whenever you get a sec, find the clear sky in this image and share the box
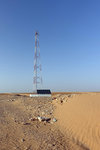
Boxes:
[0,0,100,93]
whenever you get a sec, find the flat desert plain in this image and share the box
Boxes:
[0,93,100,150]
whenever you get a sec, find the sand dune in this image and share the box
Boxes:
[54,93,100,150]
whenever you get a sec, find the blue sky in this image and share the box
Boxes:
[0,0,100,92]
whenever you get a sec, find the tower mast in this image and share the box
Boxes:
[33,32,42,92]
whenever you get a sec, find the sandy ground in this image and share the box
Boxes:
[53,93,100,150]
[0,93,99,150]
[0,94,67,150]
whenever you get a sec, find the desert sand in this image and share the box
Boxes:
[53,93,100,150]
[0,94,68,150]
[0,93,100,150]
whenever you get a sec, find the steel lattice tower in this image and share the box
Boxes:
[33,32,42,92]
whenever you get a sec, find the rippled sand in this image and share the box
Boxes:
[54,93,100,150]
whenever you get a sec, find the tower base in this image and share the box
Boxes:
[30,89,51,97]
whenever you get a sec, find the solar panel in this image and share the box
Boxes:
[37,89,51,94]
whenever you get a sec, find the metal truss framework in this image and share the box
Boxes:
[33,32,42,91]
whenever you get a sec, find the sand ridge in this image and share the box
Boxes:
[53,93,100,150]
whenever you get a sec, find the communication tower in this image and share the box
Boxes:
[33,32,42,92]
